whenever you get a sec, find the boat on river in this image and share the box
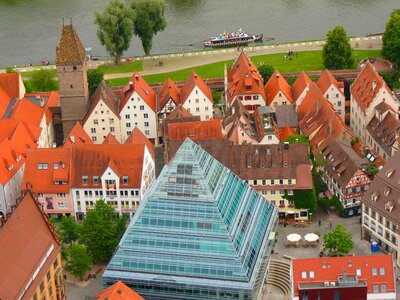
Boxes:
[204,29,266,48]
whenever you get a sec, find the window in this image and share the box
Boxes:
[144,113,148,118]
[94,119,98,125]
[122,176,128,185]
[309,271,315,278]
[288,179,292,185]
[70,84,73,89]
[337,101,342,106]
[145,130,150,135]
[379,267,385,275]
[372,284,379,293]
[109,118,114,124]
[92,136,97,142]
[38,163,48,170]
[271,179,275,185]
[91,128,96,133]
[279,179,284,185]
[53,163,59,170]
[381,284,387,293]
[82,176,88,185]
[196,99,199,103]
[93,176,99,184]
[356,268,361,276]
[56,193,66,199]
[372,268,377,276]
[110,127,115,132]
[140,105,145,110]
[125,114,130,119]
[127,131,131,136]
[301,271,307,279]
[126,123,131,128]
[144,122,149,127]
[196,107,200,112]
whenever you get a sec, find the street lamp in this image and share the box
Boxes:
[309,212,313,224]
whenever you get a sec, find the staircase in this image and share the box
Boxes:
[266,259,291,299]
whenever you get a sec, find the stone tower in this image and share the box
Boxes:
[56,23,89,138]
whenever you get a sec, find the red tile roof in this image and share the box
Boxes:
[9,97,44,128]
[23,148,71,193]
[292,71,312,102]
[55,24,85,65]
[103,133,120,145]
[83,81,120,124]
[0,86,11,118]
[0,119,38,155]
[265,70,294,105]
[227,52,266,104]
[317,69,344,96]
[351,62,391,112]
[298,83,353,153]
[125,127,154,157]
[0,73,22,99]
[157,78,180,111]
[0,191,61,299]
[166,105,192,119]
[180,71,213,104]
[64,122,94,147]
[292,255,395,296]
[0,139,25,185]
[120,72,156,112]
[97,281,144,300]
[279,125,297,142]
[167,119,223,141]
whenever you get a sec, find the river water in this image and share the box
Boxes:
[0,0,398,67]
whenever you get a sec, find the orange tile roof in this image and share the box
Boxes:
[167,119,223,141]
[316,69,344,96]
[292,71,312,102]
[166,105,192,119]
[0,73,22,99]
[0,86,12,118]
[103,133,120,145]
[64,122,94,147]
[0,119,38,156]
[298,83,353,154]
[83,81,120,124]
[55,24,85,65]
[97,281,144,300]
[157,77,181,111]
[0,191,61,299]
[351,62,391,112]
[180,71,213,104]
[23,148,71,194]
[125,127,154,157]
[121,72,156,112]
[292,255,395,296]
[9,97,45,128]
[0,139,25,185]
[279,125,297,142]
[227,52,266,104]
[265,70,294,105]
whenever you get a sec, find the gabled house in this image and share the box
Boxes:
[83,81,121,143]
[265,70,294,111]
[180,71,213,121]
[226,52,266,112]
[102,133,120,145]
[120,72,157,142]
[125,126,155,158]
[319,139,371,217]
[157,77,181,123]
[350,62,399,141]
[292,71,312,107]
[298,83,353,154]
[64,121,94,147]
[317,69,345,120]
[365,102,400,160]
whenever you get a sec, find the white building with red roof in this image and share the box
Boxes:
[157,77,181,123]
[291,255,396,300]
[119,72,157,142]
[350,62,399,143]
[265,70,294,111]
[180,71,213,121]
[292,71,312,107]
[317,69,346,120]
[226,52,266,113]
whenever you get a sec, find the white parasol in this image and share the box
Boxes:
[287,233,301,242]
[304,233,319,242]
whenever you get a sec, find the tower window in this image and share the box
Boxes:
[73,65,77,71]
[70,84,73,89]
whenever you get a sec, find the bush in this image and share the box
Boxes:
[212,90,222,105]
[318,196,344,217]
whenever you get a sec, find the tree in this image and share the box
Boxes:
[66,244,92,280]
[322,26,354,70]
[323,224,354,256]
[87,69,105,97]
[284,188,317,214]
[58,216,80,245]
[95,0,136,64]
[382,10,400,66]
[29,69,58,92]
[131,0,167,55]
[284,134,309,144]
[257,64,275,84]
[80,200,127,262]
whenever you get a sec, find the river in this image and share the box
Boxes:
[0,0,398,67]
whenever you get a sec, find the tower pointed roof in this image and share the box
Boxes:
[56,24,85,66]
[104,139,278,297]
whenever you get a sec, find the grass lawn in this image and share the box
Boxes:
[20,69,57,78]
[97,60,143,74]
[107,49,381,86]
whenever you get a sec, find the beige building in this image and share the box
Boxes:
[265,70,294,111]
[83,81,122,143]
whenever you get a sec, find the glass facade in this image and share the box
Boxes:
[103,139,278,299]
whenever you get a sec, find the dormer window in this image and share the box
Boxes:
[93,176,99,185]
[54,163,59,170]
[7,164,14,171]
[38,163,48,170]
[386,169,395,178]
[122,176,129,185]
[384,188,391,197]
[371,192,379,202]
[16,155,21,163]
[82,176,88,185]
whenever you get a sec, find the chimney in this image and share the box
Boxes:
[135,74,139,81]
[284,142,289,150]
[40,97,44,107]
[276,73,280,78]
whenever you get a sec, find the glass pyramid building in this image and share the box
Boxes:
[103,139,278,299]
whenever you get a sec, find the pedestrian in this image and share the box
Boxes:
[318,220,321,227]
[330,222,332,228]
